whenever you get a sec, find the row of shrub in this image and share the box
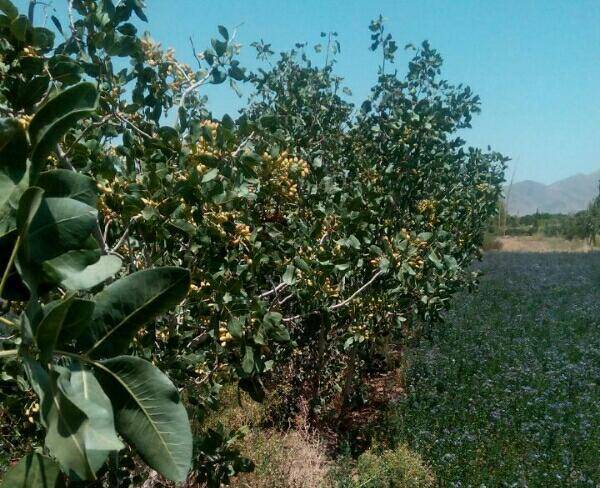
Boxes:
[0,1,505,485]
[490,196,600,243]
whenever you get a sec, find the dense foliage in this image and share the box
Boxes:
[1,1,505,485]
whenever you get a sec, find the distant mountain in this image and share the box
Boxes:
[505,170,600,216]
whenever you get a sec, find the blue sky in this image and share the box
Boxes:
[21,0,600,184]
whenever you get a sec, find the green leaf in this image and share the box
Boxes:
[48,56,82,85]
[218,25,229,40]
[0,188,43,298]
[23,359,119,480]
[210,68,227,84]
[263,311,283,328]
[94,356,192,482]
[35,296,74,362]
[32,27,55,51]
[169,218,196,235]
[131,0,148,22]
[282,264,296,285]
[294,256,311,272]
[24,197,98,264]
[0,232,28,300]
[18,76,50,109]
[270,324,290,343]
[81,267,190,358]
[242,346,254,374]
[211,38,227,56]
[16,187,44,237]
[28,83,98,172]
[227,318,243,340]
[37,170,97,207]
[0,119,29,238]
[56,299,95,345]
[201,167,219,183]
[428,250,443,269]
[10,15,29,42]
[0,453,64,488]
[42,251,121,291]
[57,362,124,451]
[228,65,245,81]
[0,0,18,20]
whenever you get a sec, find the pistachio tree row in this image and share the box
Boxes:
[0,1,506,485]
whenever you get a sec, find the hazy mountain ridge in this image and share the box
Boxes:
[505,170,600,215]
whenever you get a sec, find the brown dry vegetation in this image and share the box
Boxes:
[495,236,594,252]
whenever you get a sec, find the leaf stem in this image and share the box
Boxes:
[0,316,17,328]
[0,349,18,359]
[0,235,21,299]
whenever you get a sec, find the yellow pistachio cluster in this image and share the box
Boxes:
[141,37,164,67]
[24,402,39,424]
[261,150,309,199]
[349,323,371,340]
[202,208,251,243]
[476,182,492,193]
[416,199,436,214]
[351,295,390,319]
[193,120,222,172]
[232,223,251,245]
[140,37,195,92]
[17,114,32,130]
[218,323,233,346]
[21,46,38,58]
[361,168,379,184]
[369,256,382,267]
[157,329,169,343]
[409,254,425,269]
[323,277,339,297]
[190,281,210,293]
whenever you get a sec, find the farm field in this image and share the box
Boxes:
[388,251,600,486]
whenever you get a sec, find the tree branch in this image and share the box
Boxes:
[259,282,288,299]
[282,270,384,322]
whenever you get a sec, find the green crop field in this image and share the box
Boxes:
[387,252,600,486]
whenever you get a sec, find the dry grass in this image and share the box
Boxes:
[230,428,332,488]
[494,235,594,253]
[228,398,333,488]
[201,389,333,487]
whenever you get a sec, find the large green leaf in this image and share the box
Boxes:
[81,267,190,358]
[0,119,29,238]
[56,299,95,345]
[24,359,122,481]
[37,170,97,207]
[24,197,97,264]
[94,355,192,482]
[56,362,124,451]
[0,232,28,300]
[16,187,44,237]
[0,188,44,299]
[0,453,64,488]
[42,251,121,291]
[35,295,74,362]
[0,0,18,20]
[28,83,98,172]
